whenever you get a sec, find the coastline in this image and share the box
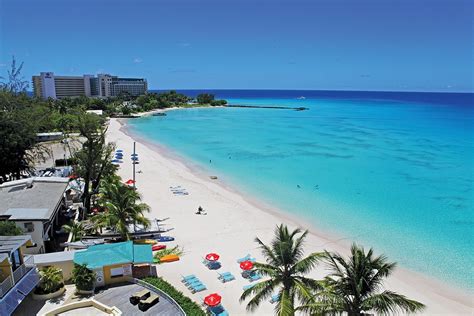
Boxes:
[108,117,472,315]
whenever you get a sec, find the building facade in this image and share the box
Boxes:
[32,72,147,99]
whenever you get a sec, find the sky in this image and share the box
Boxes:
[0,0,473,92]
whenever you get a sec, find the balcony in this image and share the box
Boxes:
[0,256,35,298]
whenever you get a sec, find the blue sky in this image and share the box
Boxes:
[1,0,472,92]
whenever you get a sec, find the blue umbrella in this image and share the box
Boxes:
[111,159,123,163]
[131,153,138,156]
[115,154,124,157]
[116,149,123,152]
[131,157,139,161]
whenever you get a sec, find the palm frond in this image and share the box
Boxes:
[361,290,426,315]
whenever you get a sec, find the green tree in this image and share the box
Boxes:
[0,221,23,236]
[93,179,151,240]
[62,221,87,242]
[240,224,323,316]
[196,93,215,104]
[72,263,96,291]
[73,113,116,214]
[0,56,29,93]
[300,244,425,315]
[37,266,63,294]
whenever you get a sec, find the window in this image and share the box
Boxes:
[24,222,34,232]
[110,267,124,278]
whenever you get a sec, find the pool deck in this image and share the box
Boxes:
[94,283,184,316]
[14,283,184,316]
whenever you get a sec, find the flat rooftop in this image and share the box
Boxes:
[0,235,32,255]
[0,177,69,221]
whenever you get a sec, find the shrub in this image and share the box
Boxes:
[210,99,227,106]
[72,263,96,291]
[143,277,206,316]
[36,266,64,294]
[0,221,23,236]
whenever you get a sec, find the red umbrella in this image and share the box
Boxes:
[205,253,220,261]
[204,293,222,307]
[240,260,254,270]
[125,179,136,185]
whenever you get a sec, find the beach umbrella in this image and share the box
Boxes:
[116,149,123,152]
[131,153,138,156]
[204,293,222,307]
[205,253,220,261]
[111,159,122,163]
[240,260,254,270]
[131,156,139,161]
[125,179,136,185]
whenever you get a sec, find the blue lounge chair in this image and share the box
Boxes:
[221,274,235,283]
[243,283,255,291]
[270,294,280,304]
[249,273,262,282]
[237,254,256,263]
[207,261,221,270]
[217,272,232,279]
[186,280,203,288]
[191,283,207,293]
[181,274,196,282]
[208,305,229,316]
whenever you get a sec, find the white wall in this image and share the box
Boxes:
[15,221,45,254]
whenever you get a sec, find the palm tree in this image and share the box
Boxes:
[300,244,425,315]
[240,224,323,316]
[62,221,86,242]
[93,179,150,240]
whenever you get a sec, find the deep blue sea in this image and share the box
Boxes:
[131,90,474,290]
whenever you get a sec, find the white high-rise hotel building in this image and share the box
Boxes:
[32,72,148,99]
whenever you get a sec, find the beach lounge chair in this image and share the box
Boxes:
[186,279,203,288]
[221,274,235,283]
[217,272,232,279]
[129,289,150,305]
[208,304,229,316]
[181,274,197,283]
[207,261,221,270]
[191,283,207,293]
[270,294,280,304]
[237,254,256,263]
[243,283,256,291]
[138,293,160,311]
[249,273,262,282]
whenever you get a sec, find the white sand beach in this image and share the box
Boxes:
[106,117,472,315]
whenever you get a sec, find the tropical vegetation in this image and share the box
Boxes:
[241,225,425,316]
[72,263,96,291]
[62,221,87,242]
[92,177,150,240]
[153,246,184,263]
[0,221,23,236]
[143,277,206,316]
[298,244,425,315]
[35,266,64,294]
[240,224,323,315]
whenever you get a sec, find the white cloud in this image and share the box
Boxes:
[178,42,191,47]
[133,58,143,64]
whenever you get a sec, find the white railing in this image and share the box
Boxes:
[0,275,14,298]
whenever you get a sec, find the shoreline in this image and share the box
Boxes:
[109,117,472,315]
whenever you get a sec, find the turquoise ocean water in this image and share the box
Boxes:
[128,90,473,290]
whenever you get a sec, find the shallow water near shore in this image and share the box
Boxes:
[128,90,474,291]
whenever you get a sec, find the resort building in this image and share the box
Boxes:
[32,72,147,99]
[0,235,40,315]
[0,177,71,254]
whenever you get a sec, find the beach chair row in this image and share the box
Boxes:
[181,274,207,293]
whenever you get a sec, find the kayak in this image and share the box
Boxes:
[159,254,180,263]
[152,244,167,251]
[157,236,175,242]
[134,239,158,245]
